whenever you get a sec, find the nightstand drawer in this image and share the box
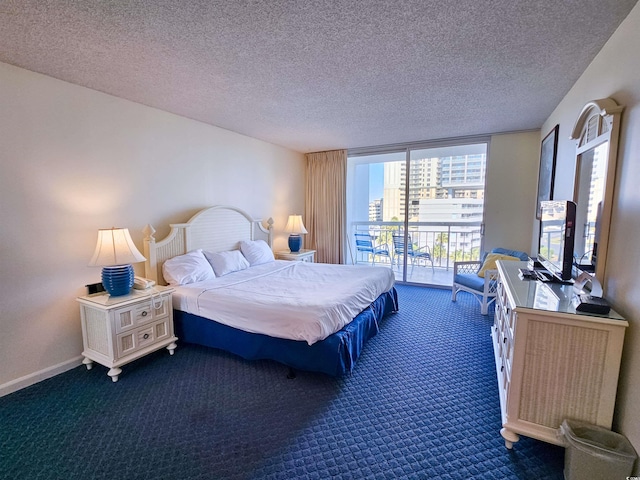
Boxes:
[116,319,170,358]
[113,295,170,333]
[114,301,153,333]
[151,295,170,319]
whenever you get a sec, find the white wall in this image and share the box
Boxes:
[540,3,640,469]
[484,132,540,255]
[0,62,305,392]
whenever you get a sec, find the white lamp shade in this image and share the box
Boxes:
[88,228,146,267]
[284,215,308,234]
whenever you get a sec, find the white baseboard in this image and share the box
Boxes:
[0,356,83,397]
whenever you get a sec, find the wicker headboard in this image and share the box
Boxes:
[143,205,274,285]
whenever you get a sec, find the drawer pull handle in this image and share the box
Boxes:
[141,311,148,317]
[143,333,150,340]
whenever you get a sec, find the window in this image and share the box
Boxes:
[347,141,489,286]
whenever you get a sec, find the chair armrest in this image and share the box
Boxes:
[483,269,499,294]
[453,260,482,275]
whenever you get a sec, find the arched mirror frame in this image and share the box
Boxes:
[570,98,624,289]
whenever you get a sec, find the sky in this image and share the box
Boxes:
[370,163,383,202]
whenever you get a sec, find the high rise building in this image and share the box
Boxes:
[441,154,486,199]
[369,198,383,221]
[382,161,403,221]
[383,154,486,221]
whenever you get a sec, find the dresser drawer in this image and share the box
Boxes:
[501,340,512,382]
[500,360,510,393]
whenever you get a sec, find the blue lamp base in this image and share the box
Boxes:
[288,234,302,253]
[101,264,134,296]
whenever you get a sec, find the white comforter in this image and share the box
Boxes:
[172,260,395,345]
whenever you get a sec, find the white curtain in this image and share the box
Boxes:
[305,150,347,264]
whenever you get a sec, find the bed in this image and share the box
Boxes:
[143,205,398,376]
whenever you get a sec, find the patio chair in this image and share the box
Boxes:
[392,234,434,273]
[451,247,529,314]
[354,233,390,265]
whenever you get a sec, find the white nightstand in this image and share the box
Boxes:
[275,249,316,263]
[77,286,177,382]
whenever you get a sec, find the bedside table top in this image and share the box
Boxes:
[275,249,316,256]
[275,249,316,262]
[77,285,174,307]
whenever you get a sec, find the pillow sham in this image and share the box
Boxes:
[204,249,250,277]
[162,249,216,285]
[478,253,520,278]
[239,239,275,266]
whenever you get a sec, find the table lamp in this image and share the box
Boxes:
[89,228,146,296]
[284,215,308,253]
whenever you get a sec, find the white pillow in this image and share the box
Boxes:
[162,249,215,285]
[204,249,250,277]
[239,239,275,266]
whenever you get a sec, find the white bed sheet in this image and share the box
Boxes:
[172,260,395,345]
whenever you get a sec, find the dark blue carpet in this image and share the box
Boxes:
[0,285,564,479]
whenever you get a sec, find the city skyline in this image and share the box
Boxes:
[366,152,487,222]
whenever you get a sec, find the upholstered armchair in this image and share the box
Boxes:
[451,248,529,314]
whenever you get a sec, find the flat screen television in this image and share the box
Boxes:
[537,200,576,282]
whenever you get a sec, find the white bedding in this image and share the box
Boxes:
[172,260,395,345]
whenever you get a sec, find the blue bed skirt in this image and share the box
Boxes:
[173,287,398,377]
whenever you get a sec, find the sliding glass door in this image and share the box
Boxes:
[347,141,488,286]
[347,150,405,271]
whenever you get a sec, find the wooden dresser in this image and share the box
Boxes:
[493,260,627,449]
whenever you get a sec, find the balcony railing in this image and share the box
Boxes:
[350,221,483,285]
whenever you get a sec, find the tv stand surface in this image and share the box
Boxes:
[492,260,627,450]
[518,268,573,285]
[535,269,574,284]
[534,269,553,282]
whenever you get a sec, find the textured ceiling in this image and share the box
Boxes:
[0,1,637,153]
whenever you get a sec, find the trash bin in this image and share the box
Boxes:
[560,419,637,480]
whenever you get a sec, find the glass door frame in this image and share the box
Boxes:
[348,135,490,285]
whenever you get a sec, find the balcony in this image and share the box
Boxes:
[350,221,483,287]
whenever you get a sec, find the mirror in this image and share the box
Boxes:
[570,98,624,288]
[573,141,608,268]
